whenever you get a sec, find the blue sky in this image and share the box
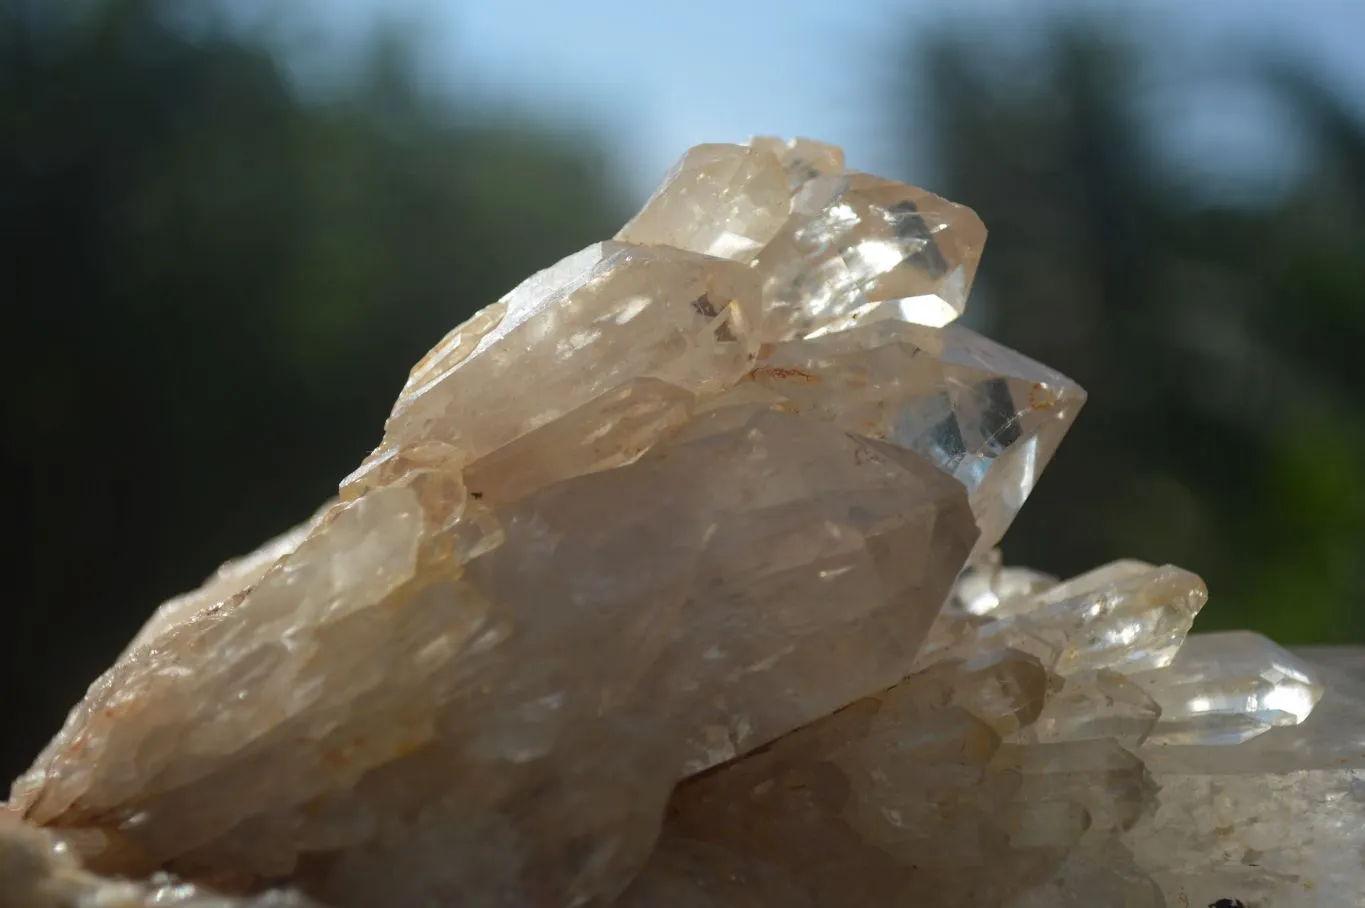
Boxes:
[236,0,1365,199]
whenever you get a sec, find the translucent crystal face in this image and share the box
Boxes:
[919,559,1208,675]
[750,322,1084,554]
[617,139,985,342]
[617,144,794,262]
[756,172,985,338]
[1131,630,1325,745]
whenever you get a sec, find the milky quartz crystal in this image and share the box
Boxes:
[7,138,1362,908]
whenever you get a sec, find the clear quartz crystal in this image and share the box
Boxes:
[1131,630,1325,745]
[614,141,985,340]
[616,144,793,262]
[9,138,1359,908]
[1016,669,1161,748]
[1125,655,1365,908]
[7,140,1018,908]
[748,322,1085,554]
[753,173,985,339]
[919,560,1208,675]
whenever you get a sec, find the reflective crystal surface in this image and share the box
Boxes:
[951,549,1057,616]
[755,172,986,339]
[748,322,1084,553]
[617,145,793,262]
[616,141,986,340]
[1126,654,1365,907]
[1132,630,1325,745]
[917,559,1207,673]
[746,135,846,188]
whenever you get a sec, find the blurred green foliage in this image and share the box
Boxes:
[3,1,1363,782]
[3,0,627,774]
[916,26,1365,646]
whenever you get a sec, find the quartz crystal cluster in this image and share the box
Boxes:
[5,139,1361,908]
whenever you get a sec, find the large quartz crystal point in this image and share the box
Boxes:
[7,139,1094,907]
[10,416,975,906]
[9,230,977,906]
[747,320,1085,553]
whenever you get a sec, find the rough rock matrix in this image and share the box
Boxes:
[6,138,1361,908]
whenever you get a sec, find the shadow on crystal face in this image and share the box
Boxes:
[616,652,1163,908]
[616,557,1359,908]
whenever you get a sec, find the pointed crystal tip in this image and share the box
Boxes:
[1134,630,1325,745]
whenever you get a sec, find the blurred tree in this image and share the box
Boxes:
[2,0,628,778]
[909,22,1365,645]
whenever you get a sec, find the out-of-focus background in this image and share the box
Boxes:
[5,0,1363,779]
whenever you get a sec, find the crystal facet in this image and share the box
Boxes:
[616,141,986,341]
[754,172,986,338]
[616,145,793,261]
[1132,630,1325,745]
[746,322,1084,553]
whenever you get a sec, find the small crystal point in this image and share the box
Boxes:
[617,144,793,262]
[1132,630,1325,746]
[1005,561,1208,674]
[1125,646,1363,907]
[755,172,986,339]
[616,140,986,342]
